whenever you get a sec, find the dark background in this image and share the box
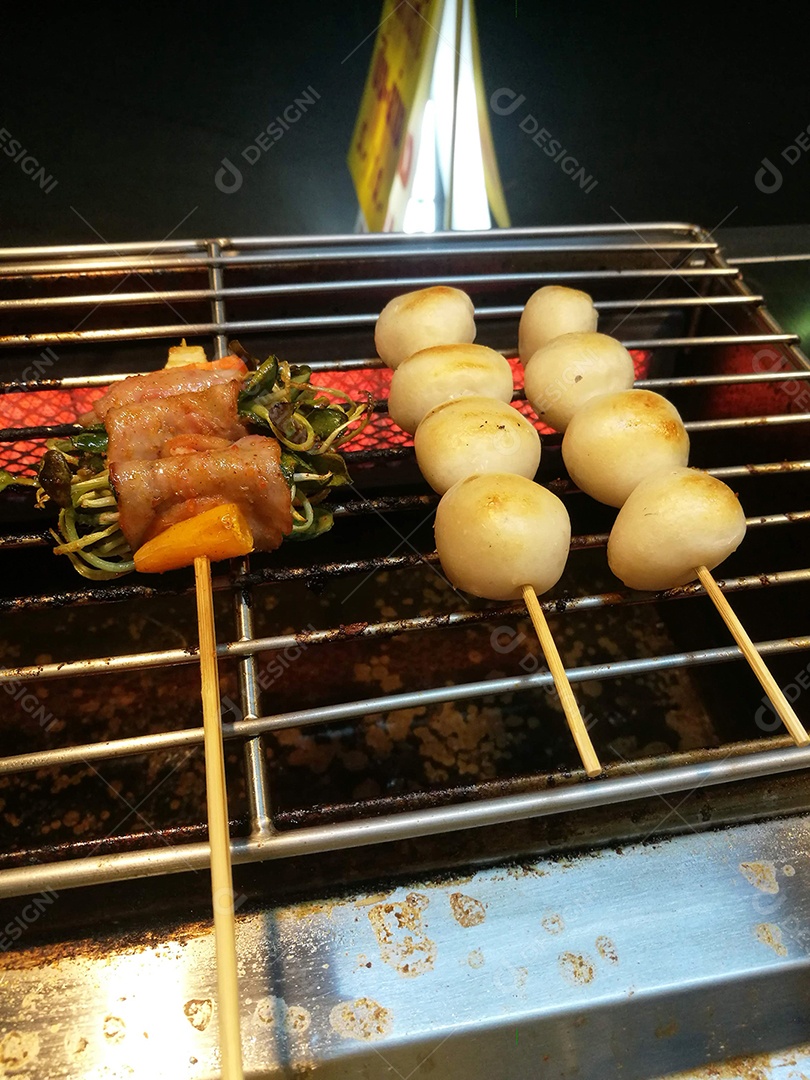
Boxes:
[1,2,808,246]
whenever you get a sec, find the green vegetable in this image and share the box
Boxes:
[232,339,371,541]
[0,469,37,494]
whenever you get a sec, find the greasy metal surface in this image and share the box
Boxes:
[1,816,809,1079]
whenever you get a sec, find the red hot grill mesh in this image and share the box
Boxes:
[0,352,653,473]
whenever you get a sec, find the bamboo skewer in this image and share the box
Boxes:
[194,555,245,1080]
[694,565,810,747]
[522,584,602,777]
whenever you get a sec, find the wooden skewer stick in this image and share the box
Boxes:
[522,584,602,777]
[695,564,810,747]
[195,556,245,1080]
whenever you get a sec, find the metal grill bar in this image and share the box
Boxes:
[3,325,791,352]
[0,221,708,261]
[0,635,806,780]
[7,365,810,402]
[0,240,721,279]
[0,286,762,314]
[0,502,806,602]
[1,568,806,685]
[0,731,808,900]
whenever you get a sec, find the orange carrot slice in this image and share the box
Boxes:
[133,503,254,574]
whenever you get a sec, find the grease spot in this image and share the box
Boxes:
[368,894,435,977]
[755,923,788,957]
[253,999,311,1035]
[739,861,779,894]
[656,1019,679,1038]
[329,998,392,1041]
[541,913,565,935]
[558,952,595,985]
[65,1033,88,1057]
[102,1015,126,1043]
[183,999,213,1032]
[467,949,485,969]
[595,936,618,964]
[449,893,486,927]
[783,864,796,877]
[0,1031,39,1071]
[286,1006,312,1034]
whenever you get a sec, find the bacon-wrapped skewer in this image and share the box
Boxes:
[35,342,371,578]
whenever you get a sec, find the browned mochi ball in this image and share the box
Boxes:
[375,286,476,369]
[562,389,690,507]
[607,467,747,591]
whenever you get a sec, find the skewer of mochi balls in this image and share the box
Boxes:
[374,285,600,775]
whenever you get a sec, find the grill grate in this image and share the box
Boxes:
[0,223,808,900]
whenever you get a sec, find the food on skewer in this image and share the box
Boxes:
[387,343,514,435]
[104,382,248,464]
[561,389,690,507]
[518,285,598,364]
[414,396,541,495]
[34,343,371,578]
[81,355,247,423]
[606,466,747,591]
[434,472,601,775]
[523,331,634,432]
[434,473,570,601]
[375,286,476,369]
[134,502,254,574]
[111,436,293,553]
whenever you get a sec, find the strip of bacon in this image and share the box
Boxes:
[105,383,248,465]
[110,436,292,552]
[83,357,249,425]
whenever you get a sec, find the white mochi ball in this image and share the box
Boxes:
[607,467,747,591]
[518,285,598,364]
[434,473,571,600]
[375,286,476,369]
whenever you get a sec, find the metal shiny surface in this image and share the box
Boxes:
[1,816,809,1078]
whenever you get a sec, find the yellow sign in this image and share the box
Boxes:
[347,0,444,232]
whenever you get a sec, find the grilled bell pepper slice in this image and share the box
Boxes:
[133,502,253,574]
